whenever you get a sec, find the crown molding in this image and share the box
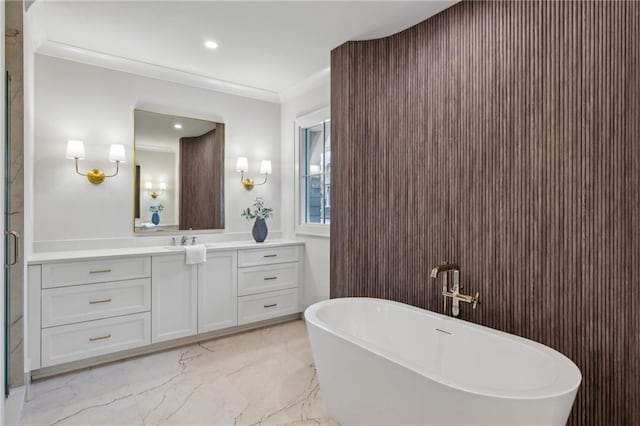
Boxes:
[279,67,331,103]
[37,40,281,103]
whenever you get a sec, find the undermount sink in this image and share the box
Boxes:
[162,246,185,251]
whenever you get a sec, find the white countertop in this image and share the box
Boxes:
[28,240,304,264]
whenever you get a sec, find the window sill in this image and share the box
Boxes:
[295,224,330,238]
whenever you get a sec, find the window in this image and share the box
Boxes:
[301,120,330,224]
[295,108,330,236]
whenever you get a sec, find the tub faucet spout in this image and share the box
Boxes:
[430,263,460,279]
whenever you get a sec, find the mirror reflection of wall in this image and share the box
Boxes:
[134,109,225,233]
[137,149,178,229]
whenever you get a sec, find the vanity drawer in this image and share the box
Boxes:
[238,246,299,267]
[237,288,299,325]
[42,278,151,328]
[41,312,151,367]
[238,263,299,296]
[42,256,151,288]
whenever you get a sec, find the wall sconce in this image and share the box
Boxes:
[66,140,126,185]
[145,182,166,199]
[236,157,272,190]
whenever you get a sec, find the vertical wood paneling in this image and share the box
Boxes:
[330,1,640,424]
[179,127,224,230]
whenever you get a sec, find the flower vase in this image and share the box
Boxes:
[152,212,160,225]
[252,218,268,242]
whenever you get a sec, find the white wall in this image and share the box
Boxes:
[34,55,281,247]
[280,78,331,308]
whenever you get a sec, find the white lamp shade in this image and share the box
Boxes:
[260,160,272,175]
[236,156,249,172]
[145,181,152,190]
[66,140,85,160]
[159,182,167,190]
[109,144,126,163]
[309,164,321,175]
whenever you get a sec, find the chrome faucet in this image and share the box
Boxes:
[431,262,479,317]
[180,235,188,246]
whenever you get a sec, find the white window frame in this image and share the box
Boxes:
[294,107,330,238]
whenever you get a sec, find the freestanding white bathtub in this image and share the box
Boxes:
[305,298,581,425]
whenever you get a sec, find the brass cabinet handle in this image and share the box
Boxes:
[89,334,111,342]
[263,254,277,258]
[89,298,112,304]
[263,277,278,281]
[89,269,112,274]
[263,303,278,308]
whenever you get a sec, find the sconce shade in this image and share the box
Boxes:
[66,140,86,160]
[260,160,272,175]
[145,181,153,190]
[159,182,167,190]
[236,156,249,172]
[109,144,126,163]
[309,164,321,175]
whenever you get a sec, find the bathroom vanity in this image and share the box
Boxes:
[26,241,304,378]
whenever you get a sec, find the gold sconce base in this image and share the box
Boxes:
[74,159,120,185]
[87,169,106,185]
[242,178,255,191]
[150,192,159,199]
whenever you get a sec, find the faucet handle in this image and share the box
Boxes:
[171,237,176,246]
[472,292,480,309]
[191,236,197,245]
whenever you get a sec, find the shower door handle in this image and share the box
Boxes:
[5,230,19,267]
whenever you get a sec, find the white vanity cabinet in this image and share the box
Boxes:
[27,241,303,376]
[151,254,198,343]
[198,250,238,333]
[35,256,153,368]
[237,246,302,325]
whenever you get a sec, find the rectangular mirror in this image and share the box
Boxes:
[134,109,225,233]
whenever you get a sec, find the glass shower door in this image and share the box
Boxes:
[3,71,11,398]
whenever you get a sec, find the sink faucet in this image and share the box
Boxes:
[180,235,188,246]
[431,262,479,317]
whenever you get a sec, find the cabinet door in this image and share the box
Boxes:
[198,250,238,333]
[151,255,198,343]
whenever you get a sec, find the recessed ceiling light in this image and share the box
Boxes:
[204,40,219,49]
[174,124,182,129]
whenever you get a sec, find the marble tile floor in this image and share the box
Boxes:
[20,320,338,426]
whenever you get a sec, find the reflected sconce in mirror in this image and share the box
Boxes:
[66,140,126,185]
[236,157,272,190]
[145,181,166,199]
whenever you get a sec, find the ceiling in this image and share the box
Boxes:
[36,1,457,99]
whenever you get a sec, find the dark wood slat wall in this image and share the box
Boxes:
[330,1,640,424]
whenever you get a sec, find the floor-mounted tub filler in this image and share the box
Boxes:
[305,298,581,425]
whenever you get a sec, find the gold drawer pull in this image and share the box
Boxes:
[89,334,111,342]
[89,269,112,274]
[263,276,278,281]
[264,303,278,308]
[263,254,277,258]
[89,298,112,304]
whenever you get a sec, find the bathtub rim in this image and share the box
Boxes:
[304,297,582,401]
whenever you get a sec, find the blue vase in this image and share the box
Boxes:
[252,218,268,243]
[152,212,160,225]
